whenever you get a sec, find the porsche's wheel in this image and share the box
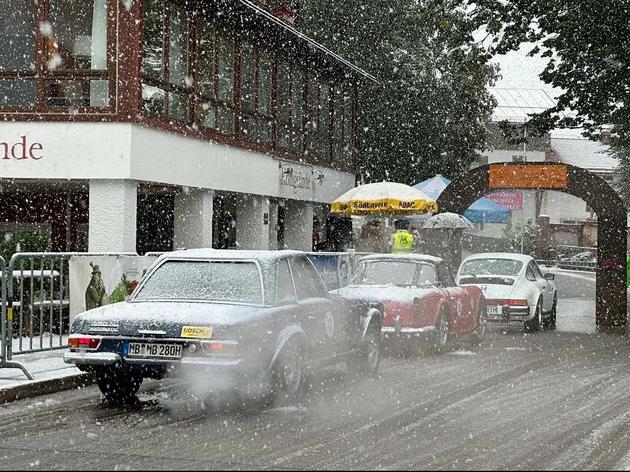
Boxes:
[525,300,542,332]
[544,295,557,331]
[95,368,142,404]
[470,299,487,347]
[272,339,304,402]
[431,307,450,354]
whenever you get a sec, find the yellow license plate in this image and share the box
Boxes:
[181,326,213,339]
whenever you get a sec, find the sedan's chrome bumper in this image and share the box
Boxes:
[64,351,121,366]
[64,350,244,368]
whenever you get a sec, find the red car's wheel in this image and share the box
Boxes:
[431,307,450,354]
[470,298,487,347]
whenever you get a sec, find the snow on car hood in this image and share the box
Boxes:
[337,284,435,304]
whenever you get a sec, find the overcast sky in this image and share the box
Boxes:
[491,43,561,99]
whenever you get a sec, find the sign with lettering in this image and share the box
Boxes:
[1,136,44,160]
[489,164,568,190]
[486,191,524,210]
[280,166,312,190]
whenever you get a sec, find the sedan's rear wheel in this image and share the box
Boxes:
[95,368,142,404]
[272,339,304,402]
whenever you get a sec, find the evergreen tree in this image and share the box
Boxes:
[473,0,630,201]
[299,0,498,184]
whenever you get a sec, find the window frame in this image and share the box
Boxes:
[275,58,305,154]
[290,255,330,301]
[526,263,537,281]
[140,0,193,122]
[275,257,297,305]
[238,38,275,145]
[0,0,117,113]
[193,19,236,135]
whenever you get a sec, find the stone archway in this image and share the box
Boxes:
[437,163,627,332]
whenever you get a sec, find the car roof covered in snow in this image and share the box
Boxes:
[357,253,443,265]
[158,249,304,265]
[461,252,534,263]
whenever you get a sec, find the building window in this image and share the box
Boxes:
[276,59,303,152]
[141,0,191,122]
[332,85,354,163]
[0,0,109,109]
[196,22,235,135]
[239,40,273,145]
[306,72,331,162]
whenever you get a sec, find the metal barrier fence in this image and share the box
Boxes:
[0,256,5,369]
[553,245,597,271]
[2,252,136,379]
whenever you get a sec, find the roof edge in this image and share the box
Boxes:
[237,0,380,85]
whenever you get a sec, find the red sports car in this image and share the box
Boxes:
[338,254,486,353]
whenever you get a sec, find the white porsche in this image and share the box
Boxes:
[456,253,557,331]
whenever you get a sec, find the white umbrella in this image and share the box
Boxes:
[422,212,473,229]
[331,181,438,217]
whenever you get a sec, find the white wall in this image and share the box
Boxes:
[541,191,588,224]
[0,122,355,204]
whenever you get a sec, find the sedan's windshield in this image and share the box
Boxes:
[460,258,523,277]
[134,260,263,304]
[352,261,437,286]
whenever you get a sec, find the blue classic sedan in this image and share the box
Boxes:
[64,250,382,405]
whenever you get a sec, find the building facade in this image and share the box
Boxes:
[474,88,625,247]
[0,0,373,253]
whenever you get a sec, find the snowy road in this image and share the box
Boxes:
[1,270,627,471]
[2,326,630,470]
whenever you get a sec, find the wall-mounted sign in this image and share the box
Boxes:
[489,164,568,190]
[1,136,44,160]
[280,165,312,190]
[486,191,524,210]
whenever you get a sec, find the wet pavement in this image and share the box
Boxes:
[1,269,627,470]
[1,325,630,470]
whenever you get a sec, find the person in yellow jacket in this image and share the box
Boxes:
[389,219,415,253]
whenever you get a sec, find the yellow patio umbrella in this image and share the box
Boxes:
[331,181,438,217]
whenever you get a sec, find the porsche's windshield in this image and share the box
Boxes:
[459,258,523,277]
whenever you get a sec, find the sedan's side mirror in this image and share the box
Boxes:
[544,273,555,281]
